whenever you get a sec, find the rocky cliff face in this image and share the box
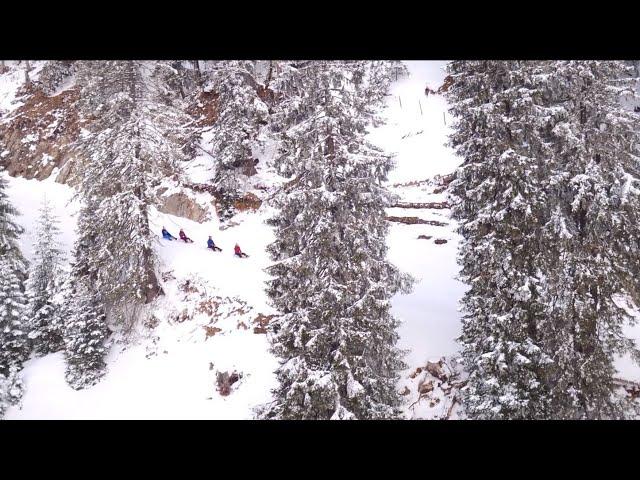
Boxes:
[0,63,269,224]
[0,84,85,185]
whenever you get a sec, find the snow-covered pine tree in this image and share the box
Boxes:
[73,61,191,327]
[0,364,23,418]
[61,258,110,390]
[38,60,76,95]
[0,172,29,415]
[535,61,640,419]
[60,196,111,390]
[261,61,411,420]
[0,172,30,376]
[447,61,556,419]
[25,196,66,356]
[351,61,408,127]
[163,61,202,101]
[203,61,268,220]
[449,60,640,419]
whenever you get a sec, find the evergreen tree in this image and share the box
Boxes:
[0,172,29,416]
[61,268,110,390]
[0,364,24,418]
[59,188,111,390]
[448,60,640,419]
[74,61,191,327]
[38,60,76,95]
[261,61,410,419]
[0,173,29,376]
[447,60,554,419]
[535,61,640,419]
[351,61,407,126]
[204,61,268,220]
[25,196,66,356]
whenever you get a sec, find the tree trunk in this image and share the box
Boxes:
[193,60,202,86]
[128,61,163,304]
[24,60,31,87]
[266,61,274,88]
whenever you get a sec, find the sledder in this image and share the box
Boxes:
[179,228,194,243]
[207,236,222,252]
[234,243,249,258]
[162,227,177,241]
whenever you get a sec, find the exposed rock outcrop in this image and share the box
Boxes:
[233,192,262,212]
[157,190,213,223]
[187,90,220,127]
[0,86,85,185]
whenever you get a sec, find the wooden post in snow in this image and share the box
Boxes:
[398,96,402,109]
[419,99,423,116]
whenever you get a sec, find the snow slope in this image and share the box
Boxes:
[0,61,45,113]
[5,61,638,419]
[374,61,455,184]
[369,61,466,370]
[4,60,468,419]
[5,174,280,419]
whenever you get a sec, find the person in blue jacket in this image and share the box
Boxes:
[207,236,222,252]
[162,226,177,240]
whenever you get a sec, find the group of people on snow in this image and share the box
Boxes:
[161,227,249,258]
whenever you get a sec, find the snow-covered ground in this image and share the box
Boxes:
[4,61,639,419]
[373,61,455,184]
[4,174,281,419]
[0,61,44,114]
[369,61,466,370]
[4,61,468,419]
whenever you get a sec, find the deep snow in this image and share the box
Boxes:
[4,61,469,419]
[4,172,281,419]
[3,60,639,419]
[369,61,467,370]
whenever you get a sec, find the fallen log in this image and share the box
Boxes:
[385,216,448,226]
[391,201,450,209]
[390,173,455,189]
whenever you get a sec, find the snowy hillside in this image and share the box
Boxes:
[3,60,640,420]
[4,176,281,419]
[1,61,470,419]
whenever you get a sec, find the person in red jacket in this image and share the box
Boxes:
[234,243,249,258]
[179,228,194,243]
